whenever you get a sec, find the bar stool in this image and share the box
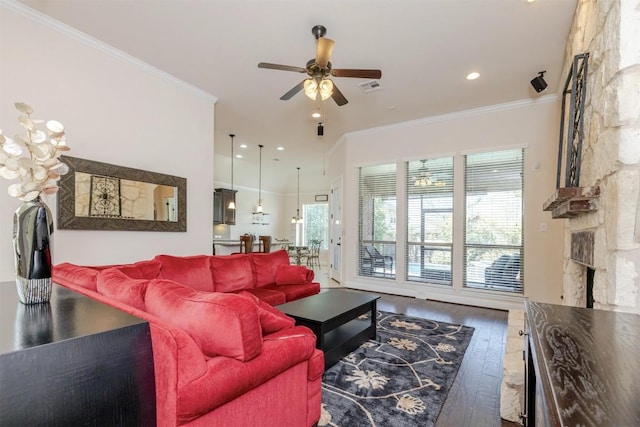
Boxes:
[258,235,272,253]
[238,234,254,254]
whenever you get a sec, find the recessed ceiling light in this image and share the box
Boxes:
[236,154,242,158]
[277,146,284,151]
[239,144,247,148]
[312,112,321,118]
[525,0,536,3]
[466,72,480,80]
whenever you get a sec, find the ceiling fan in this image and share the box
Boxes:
[258,25,382,106]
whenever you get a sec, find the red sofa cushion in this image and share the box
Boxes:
[145,280,262,362]
[263,283,321,302]
[238,288,287,305]
[96,267,150,311]
[176,326,317,421]
[155,254,213,292]
[239,291,295,334]
[52,262,115,291]
[249,250,290,287]
[122,260,162,279]
[210,255,255,292]
[275,264,315,285]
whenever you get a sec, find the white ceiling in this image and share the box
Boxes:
[19,0,577,193]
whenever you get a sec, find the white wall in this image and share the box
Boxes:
[0,5,216,281]
[329,97,565,309]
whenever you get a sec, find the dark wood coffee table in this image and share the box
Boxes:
[277,289,380,368]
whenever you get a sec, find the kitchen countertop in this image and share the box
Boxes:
[213,239,290,245]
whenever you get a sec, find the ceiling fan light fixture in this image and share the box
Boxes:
[304,78,333,101]
[318,78,333,100]
[304,79,318,100]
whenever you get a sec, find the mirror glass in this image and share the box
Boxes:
[57,155,186,231]
[74,172,178,221]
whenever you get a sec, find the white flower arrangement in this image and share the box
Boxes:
[0,103,70,201]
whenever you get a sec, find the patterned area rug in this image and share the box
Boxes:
[320,311,474,427]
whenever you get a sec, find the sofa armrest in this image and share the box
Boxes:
[54,280,209,427]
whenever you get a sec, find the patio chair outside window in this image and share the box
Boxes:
[363,245,394,276]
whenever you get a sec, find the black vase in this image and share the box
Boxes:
[13,197,54,304]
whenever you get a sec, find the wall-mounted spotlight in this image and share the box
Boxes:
[317,122,324,136]
[530,71,548,92]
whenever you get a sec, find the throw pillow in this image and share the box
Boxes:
[210,255,255,292]
[97,267,149,311]
[154,254,214,291]
[239,291,295,335]
[249,250,290,287]
[275,264,313,285]
[145,280,263,361]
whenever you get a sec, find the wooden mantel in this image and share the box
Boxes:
[543,186,600,219]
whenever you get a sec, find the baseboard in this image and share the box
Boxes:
[345,279,525,311]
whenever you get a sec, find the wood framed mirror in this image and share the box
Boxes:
[57,155,187,231]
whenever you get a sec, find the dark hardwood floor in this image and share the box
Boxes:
[371,292,514,427]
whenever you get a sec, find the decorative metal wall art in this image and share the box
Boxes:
[89,175,122,217]
[557,53,589,188]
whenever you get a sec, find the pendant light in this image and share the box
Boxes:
[256,144,264,213]
[291,167,303,223]
[228,134,236,210]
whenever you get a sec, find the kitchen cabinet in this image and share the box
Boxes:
[214,188,237,225]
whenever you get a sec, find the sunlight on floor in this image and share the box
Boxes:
[310,265,343,289]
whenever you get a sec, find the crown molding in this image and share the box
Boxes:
[1,0,217,102]
[346,94,559,138]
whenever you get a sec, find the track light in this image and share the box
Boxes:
[530,71,547,93]
[317,122,324,136]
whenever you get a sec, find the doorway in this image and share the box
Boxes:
[330,177,342,283]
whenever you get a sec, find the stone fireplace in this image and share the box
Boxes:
[559,0,639,313]
[569,231,595,307]
[501,1,639,422]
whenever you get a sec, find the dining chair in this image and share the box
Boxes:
[258,235,272,253]
[238,234,254,254]
[306,240,321,268]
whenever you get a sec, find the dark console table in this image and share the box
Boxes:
[0,281,156,426]
[523,301,640,426]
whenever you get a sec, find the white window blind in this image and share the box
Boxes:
[406,157,454,285]
[464,148,524,293]
[358,164,396,279]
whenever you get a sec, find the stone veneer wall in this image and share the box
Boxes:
[500,310,525,423]
[561,0,640,313]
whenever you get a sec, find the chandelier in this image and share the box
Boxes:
[228,134,236,209]
[256,144,264,213]
[291,167,303,223]
[414,161,446,188]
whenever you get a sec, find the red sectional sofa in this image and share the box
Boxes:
[52,250,323,427]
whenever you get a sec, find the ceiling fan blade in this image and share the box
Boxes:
[258,62,306,73]
[280,80,305,100]
[331,69,382,79]
[315,38,335,68]
[331,83,348,106]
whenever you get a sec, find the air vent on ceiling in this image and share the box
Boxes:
[358,80,382,93]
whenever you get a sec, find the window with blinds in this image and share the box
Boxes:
[358,164,396,279]
[303,203,328,250]
[464,148,524,293]
[406,157,454,285]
